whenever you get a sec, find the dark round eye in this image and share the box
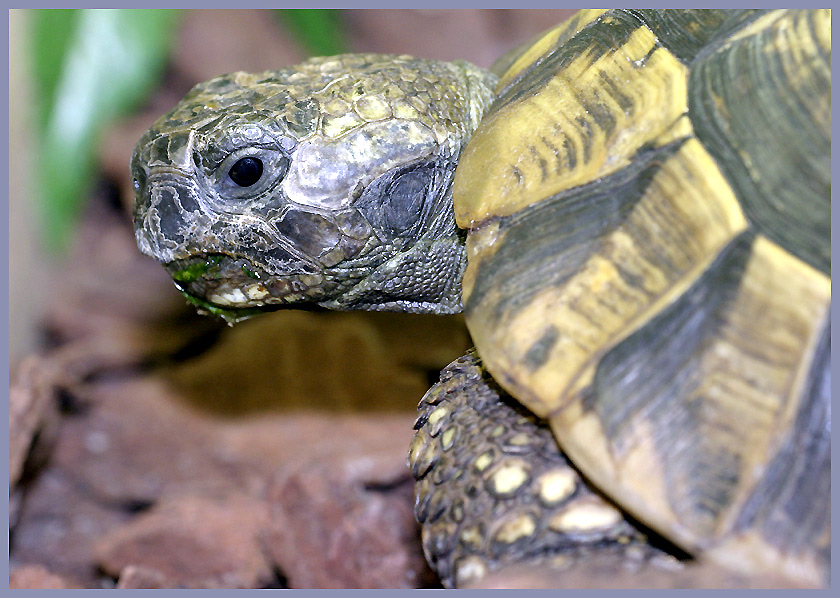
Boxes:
[228,157,264,187]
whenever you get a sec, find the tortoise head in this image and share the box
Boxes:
[132,54,497,321]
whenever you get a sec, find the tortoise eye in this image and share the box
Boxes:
[228,156,264,187]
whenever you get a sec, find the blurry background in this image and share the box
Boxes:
[9,9,575,589]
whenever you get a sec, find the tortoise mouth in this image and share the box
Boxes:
[165,253,329,317]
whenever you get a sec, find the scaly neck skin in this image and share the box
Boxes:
[132,54,498,321]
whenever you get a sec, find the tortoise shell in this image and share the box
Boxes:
[453,8,829,586]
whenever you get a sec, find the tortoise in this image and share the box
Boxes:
[130,9,830,588]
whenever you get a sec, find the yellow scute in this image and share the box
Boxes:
[454,25,689,228]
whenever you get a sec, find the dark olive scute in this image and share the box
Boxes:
[228,156,264,187]
[630,9,733,63]
[688,9,831,275]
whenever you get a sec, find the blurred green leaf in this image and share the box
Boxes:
[30,9,80,129]
[276,9,347,57]
[30,9,181,253]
